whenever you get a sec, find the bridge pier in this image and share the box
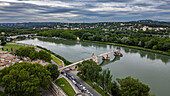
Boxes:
[114,49,123,56]
[114,52,123,56]
[90,56,98,64]
[102,54,110,60]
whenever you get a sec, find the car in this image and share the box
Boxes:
[72,80,77,85]
[68,76,72,80]
[61,70,66,74]
[77,84,83,90]
[71,76,75,80]
[89,93,93,96]
[63,73,66,76]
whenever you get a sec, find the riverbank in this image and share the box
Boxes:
[36,37,170,56]
[36,46,72,65]
[83,40,170,56]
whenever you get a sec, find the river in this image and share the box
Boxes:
[17,38,170,96]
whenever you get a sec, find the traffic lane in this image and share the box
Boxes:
[66,71,102,96]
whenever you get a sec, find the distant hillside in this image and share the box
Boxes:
[0,22,60,27]
[130,20,170,27]
[0,20,170,27]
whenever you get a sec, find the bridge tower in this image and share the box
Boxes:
[91,53,98,64]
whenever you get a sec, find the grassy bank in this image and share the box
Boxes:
[77,73,109,96]
[83,40,170,56]
[36,46,72,65]
[55,77,76,96]
[1,44,25,52]
[34,46,64,66]
[51,55,63,67]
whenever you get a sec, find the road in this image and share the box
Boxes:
[66,70,102,96]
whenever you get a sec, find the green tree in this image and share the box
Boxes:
[45,64,60,80]
[15,47,35,57]
[60,31,76,40]
[98,69,113,96]
[39,50,52,62]
[1,42,6,46]
[162,43,170,51]
[144,39,158,49]
[0,62,51,96]
[117,76,150,96]
[111,81,121,96]
[79,60,102,87]
[29,51,39,60]
[152,45,157,50]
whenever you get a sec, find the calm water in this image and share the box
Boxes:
[17,38,170,96]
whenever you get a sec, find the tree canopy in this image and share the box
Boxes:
[117,76,150,96]
[15,47,52,62]
[45,63,59,80]
[98,69,113,95]
[78,60,102,82]
[0,62,51,96]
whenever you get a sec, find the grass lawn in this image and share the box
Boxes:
[51,55,63,67]
[55,77,76,96]
[1,44,25,52]
[77,73,109,96]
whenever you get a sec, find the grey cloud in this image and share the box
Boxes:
[0,0,169,23]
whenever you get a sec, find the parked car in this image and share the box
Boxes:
[89,93,93,96]
[72,80,77,85]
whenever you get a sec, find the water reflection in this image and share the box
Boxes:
[122,47,170,64]
[100,56,121,66]
[38,37,108,48]
[38,37,78,46]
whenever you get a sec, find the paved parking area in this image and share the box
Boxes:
[63,70,101,96]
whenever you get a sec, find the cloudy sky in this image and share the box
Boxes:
[0,0,169,23]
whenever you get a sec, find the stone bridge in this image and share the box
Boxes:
[7,34,37,39]
[58,49,122,71]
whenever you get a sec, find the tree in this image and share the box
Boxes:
[98,69,113,96]
[162,43,170,51]
[29,51,39,60]
[144,39,158,49]
[0,62,51,96]
[1,42,6,46]
[15,47,52,62]
[111,81,121,96]
[15,47,35,57]
[45,64,60,80]
[39,50,52,62]
[60,31,76,40]
[152,45,157,50]
[79,60,102,87]
[117,76,150,96]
